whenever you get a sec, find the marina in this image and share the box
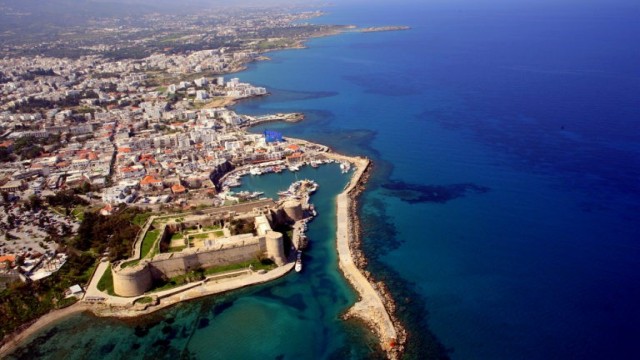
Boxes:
[220,156,346,192]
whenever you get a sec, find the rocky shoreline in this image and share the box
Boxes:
[325,152,407,359]
[346,161,408,358]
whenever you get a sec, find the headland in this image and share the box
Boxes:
[358,26,411,33]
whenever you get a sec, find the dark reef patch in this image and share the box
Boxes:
[232,88,338,112]
[161,324,175,338]
[382,181,489,204]
[134,325,149,337]
[151,338,170,348]
[6,326,59,359]
[277,293,307,312]
[327,318,387,360]
[361,196,403,256]
[211,300,235,317]
[197,317,210,329]
[99,342,116,355]
[343,74,420,96]
[268,88,339,102]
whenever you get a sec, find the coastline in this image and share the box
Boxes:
[0,302,91,357]
[0,264,295,357]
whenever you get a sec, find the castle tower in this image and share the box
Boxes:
[282,200,303,223]
[265,231,286,266]
[112,262,152,297]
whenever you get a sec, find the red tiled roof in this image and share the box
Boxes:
[140,175,162,185]
[171,184,186,194]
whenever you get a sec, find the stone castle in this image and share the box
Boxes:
[112,199,304,297]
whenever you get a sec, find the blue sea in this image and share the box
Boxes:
[9,0,640,359]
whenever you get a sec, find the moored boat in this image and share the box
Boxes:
[340,162,351,173]
[295,250,303,272]
[249,166,262,175]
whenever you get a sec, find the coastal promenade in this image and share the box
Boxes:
[326,152,399,356]
[89,262,295,318]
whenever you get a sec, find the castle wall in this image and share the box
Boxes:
[111,209,288,297]
[149,240,264,279]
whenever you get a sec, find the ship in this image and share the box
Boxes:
[295,250,303,272]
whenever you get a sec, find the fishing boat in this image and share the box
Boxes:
[249,166,262,175]
[223,177,241,187]
[295,250,303,272]
[340,162,351,173]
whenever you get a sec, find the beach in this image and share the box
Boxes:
[0,303,90,357]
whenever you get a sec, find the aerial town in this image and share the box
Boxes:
[0,7,346,338]
[0,5,404,358]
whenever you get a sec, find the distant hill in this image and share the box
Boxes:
[0,0,307,31]
[0,0,238,30]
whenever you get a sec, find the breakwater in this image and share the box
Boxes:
[326,152,406,359]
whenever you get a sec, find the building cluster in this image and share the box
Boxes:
[0,39,317,285]
[166,74,267,101]
[0,48,281,203]
[0,4,333,289]
[0,49,266,115]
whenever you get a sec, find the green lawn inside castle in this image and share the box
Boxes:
[100,199,304,297]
